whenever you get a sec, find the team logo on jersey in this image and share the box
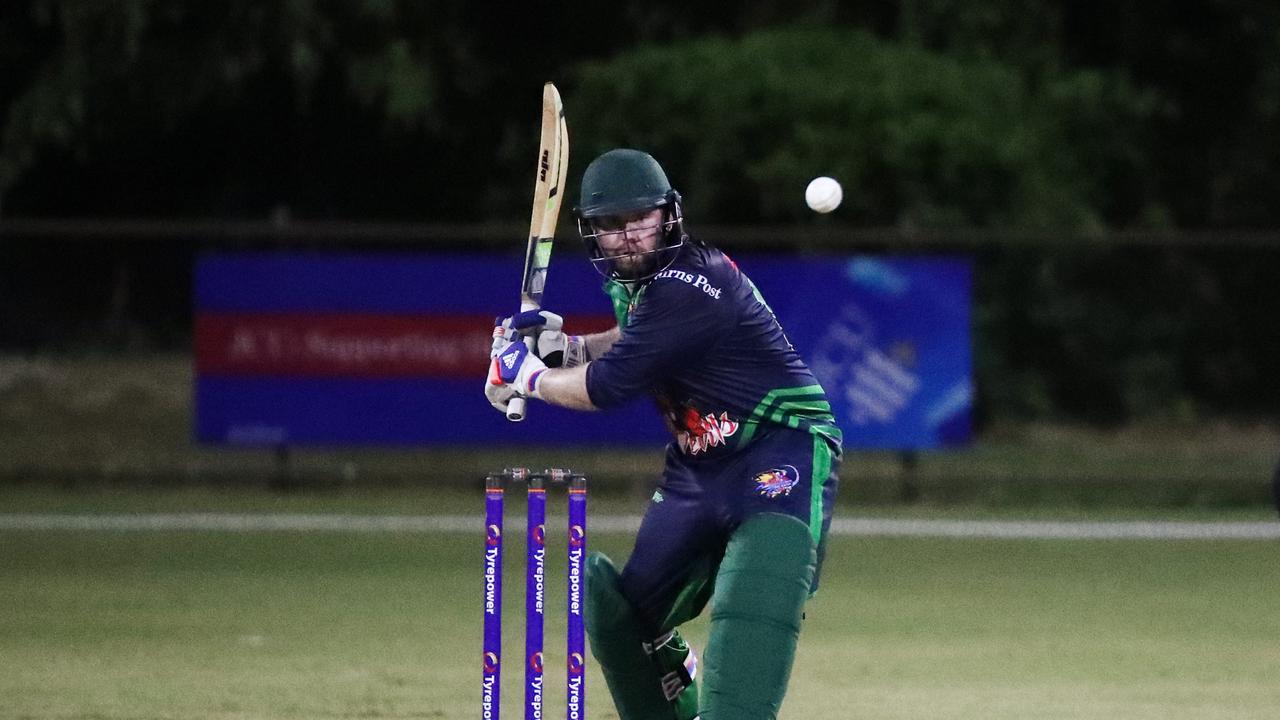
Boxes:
[675,408,740,455]
[754,465,799,498]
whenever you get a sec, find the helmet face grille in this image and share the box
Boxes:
[578,200,688,284]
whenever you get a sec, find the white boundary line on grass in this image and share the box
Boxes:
[0,513,1277,540]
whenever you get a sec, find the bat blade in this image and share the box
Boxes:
[520,82,568,312]
[508,82,568,422]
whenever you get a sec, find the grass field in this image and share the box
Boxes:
[2,353,1278,717]
[2,493,1278,719]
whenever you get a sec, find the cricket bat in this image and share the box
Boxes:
[507,82,569,422]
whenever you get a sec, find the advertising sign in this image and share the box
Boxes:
[195,252,970,449]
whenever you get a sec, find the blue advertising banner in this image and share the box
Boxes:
[758,256,974,448]
[194,252,971,449]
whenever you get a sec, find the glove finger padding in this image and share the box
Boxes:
[509,309,587,368]
[484,378,517,412]
[491,318,517,356]
[512,309,564,333]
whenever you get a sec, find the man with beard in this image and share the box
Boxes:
[486,149,842,720]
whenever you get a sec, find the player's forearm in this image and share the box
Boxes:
[581,326,621,360]
[535,363,599,411]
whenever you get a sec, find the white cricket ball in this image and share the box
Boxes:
[805,176,843,214]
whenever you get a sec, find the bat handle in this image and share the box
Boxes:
[505,334,537,422]
[506,397,527,422]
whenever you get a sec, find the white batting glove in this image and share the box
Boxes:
[486,320,519,412]
[510,309,588,368]
[486,332,548,412]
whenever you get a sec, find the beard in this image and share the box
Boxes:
[608,248,660,280]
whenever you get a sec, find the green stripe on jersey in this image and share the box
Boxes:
[809,432,833,548]
[768,400,832,424]
[738,384,836,447]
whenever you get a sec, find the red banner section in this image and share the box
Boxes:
[196,313,616,379]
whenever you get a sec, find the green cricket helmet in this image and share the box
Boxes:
[575,149,688,282]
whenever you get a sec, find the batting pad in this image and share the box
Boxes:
[586,552,695,720]
[700,513,816,720]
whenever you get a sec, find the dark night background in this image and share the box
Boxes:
[2,0,1279,425]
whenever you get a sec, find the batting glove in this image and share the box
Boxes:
[509,309,588,368]
[486,320,521,412]
[486,333,548,412]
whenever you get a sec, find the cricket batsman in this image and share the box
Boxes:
[485,149,842,720]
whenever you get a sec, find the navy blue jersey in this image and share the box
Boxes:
[585,243,841,459]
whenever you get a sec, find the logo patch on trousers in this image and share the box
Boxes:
[754,465,800,498]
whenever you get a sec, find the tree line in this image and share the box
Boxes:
[2,1,1278,228]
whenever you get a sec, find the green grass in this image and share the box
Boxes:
[2,352,1278,717]
[1,482,1275,521]
[1,524,1277,719]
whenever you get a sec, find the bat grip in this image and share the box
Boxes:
[506,397,527,422]
[505,335,538,422]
